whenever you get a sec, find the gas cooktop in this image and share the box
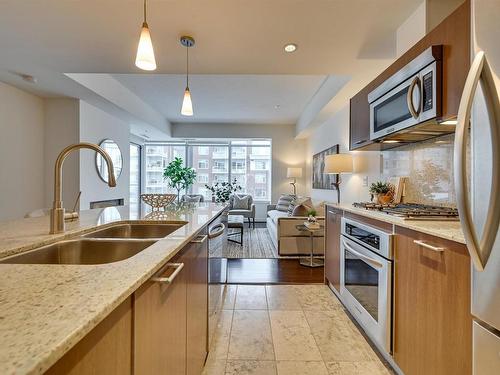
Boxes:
[352,202,459,221]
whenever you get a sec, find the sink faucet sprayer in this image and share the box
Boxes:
[50,143,116,234]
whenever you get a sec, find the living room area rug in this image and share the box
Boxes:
[210,227,280,259]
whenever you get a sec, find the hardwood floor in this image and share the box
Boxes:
[226,258,324,284]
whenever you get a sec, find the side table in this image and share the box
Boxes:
[295,224,324,267]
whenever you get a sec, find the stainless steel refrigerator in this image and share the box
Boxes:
[454,1,500,374]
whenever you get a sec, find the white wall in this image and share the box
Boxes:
[396,1,426,57]
[173,123,307,219]
[44,98,80,209]
[0,82,45,221]
[79,101,130,209]
[306,105,382,205]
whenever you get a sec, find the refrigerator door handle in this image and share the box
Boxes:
[454,51,500,271]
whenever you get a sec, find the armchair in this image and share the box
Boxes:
[228,194,256,228]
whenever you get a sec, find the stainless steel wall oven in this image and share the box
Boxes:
[340,217,394,354]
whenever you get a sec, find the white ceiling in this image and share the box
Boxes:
[113,74,330,124]
[0,0,422,135]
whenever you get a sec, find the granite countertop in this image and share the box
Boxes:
[327,203,466,244]
[0,203,226,375]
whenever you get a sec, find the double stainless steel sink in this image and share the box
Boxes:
[0,222,187,265]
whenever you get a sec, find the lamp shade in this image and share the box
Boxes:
[324,154,353,174]
[181,87,194,116]
[287,167,303,178]
[135,23,157,71]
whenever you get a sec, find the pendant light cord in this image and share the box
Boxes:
[186,45,189,88]
[143,0,147,23]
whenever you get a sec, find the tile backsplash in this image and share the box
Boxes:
[381,134,456,207]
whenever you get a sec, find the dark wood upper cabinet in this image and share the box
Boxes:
[350,0,470,151]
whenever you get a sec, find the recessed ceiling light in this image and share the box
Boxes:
[284,43,297,53]
[274,104,281,109]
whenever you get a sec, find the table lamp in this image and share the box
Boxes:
[324,153,353,203]
[286,167,303,196]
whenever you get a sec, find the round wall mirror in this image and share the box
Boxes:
[96,139,123,183]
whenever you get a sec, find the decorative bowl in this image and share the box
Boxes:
[141,194,177,210]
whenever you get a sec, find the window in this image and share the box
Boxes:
[197,173,208,183]
[129,143,141,207]
[142,140,271,202]
[233,175,246,189]
[231,160,246,173]
[198,160,208,169]
[144,143,186,194]
[214,174,228,183]
[213,160,228,172]
[255,188,267,199]
[213,147,228,158]
[198,146,209,155]
[251,160,269,171]
[255,174,266,184]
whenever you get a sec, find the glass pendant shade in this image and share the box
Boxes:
[135,23,156,71]
[181,87,194,116]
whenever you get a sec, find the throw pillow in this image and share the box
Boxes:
[233,195,250,209]
[292,204,309,217]
[183,195,201,203]
[276,194,295,212]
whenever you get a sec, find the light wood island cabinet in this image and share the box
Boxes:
[45,225,211,375]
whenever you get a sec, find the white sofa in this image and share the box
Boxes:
[266,204,325,256]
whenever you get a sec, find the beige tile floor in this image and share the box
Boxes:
[203,284,393,375]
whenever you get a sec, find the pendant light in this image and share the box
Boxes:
[135,0,156,71]
[180,36,195,116]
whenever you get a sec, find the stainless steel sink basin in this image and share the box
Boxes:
[0,238,156,265]
[82,223,187,239]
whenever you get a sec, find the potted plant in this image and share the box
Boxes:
[205,179,242,203]
[369,181,394,204]
[163,157,197,202]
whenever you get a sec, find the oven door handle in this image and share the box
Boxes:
[342,239,384,269]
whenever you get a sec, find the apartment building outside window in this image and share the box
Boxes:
[198,160,209,169]
[142,140,271,201]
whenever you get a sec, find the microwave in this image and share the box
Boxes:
[368,45,444,141]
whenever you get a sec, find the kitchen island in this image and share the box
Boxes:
[0,202,226,375]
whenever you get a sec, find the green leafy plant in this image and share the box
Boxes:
[307,208,317,217]
[369,181,392,195]
[163,157,197,201]
[205,179,242,203]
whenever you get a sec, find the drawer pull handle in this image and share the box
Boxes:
[191,235,208,244]
[355,139,367,145]
[151,263,184,284]
[413,240,444,252]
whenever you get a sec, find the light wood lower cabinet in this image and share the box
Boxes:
[186,232,209,375]
[324,206,342,293]
[134,234,209,375]
[45,229,209,375]
[134,252,188,375]
[45,298,133,375]
[393,226,472,375]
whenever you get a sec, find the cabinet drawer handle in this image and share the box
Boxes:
[355,139,367,145]
[191,235,208,244]
[413,240,444,252]
[208,223,225,239]
[151,263,184,284]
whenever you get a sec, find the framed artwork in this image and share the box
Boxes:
[312,144,339,190]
